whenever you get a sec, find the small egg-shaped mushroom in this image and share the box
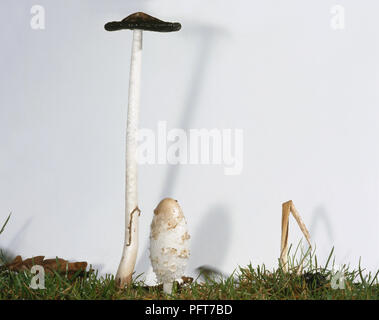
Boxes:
[149,198,190,294]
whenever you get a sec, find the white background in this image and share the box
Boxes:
[0,0,378,281]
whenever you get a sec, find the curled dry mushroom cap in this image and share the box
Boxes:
[104,12,181,32]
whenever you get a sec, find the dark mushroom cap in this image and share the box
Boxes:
[105,12,181,32]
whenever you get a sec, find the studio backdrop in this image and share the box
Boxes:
[0,0,378,282]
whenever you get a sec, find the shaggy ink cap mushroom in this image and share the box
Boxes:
[106,11,182,288]
[105,12,181,32]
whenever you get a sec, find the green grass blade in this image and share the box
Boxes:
[0,213,11,235]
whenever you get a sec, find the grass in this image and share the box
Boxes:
[1,215,378,300]
[0,246,378,300]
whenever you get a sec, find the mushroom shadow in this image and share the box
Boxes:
[161,23,228,197]
[187,205,231,274]
[135,24,229,276]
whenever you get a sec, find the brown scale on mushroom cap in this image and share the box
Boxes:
[151,198,185,240]
[178,249,190,259]
[181,232,191,243]
[105,12,181,33]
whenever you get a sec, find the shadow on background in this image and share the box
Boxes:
[310,205,355,263]
[0,216,33,264]
[136,24,229,276]
[187,205,231,273]
[309,205,334,247]
[160,24,227,197]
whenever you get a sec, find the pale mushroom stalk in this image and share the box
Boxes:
[163,282,173,294]
[105,12,182,287]
[115,29,143,287]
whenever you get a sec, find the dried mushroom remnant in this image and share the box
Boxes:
[150,198,190,294]
[1,256,88,278]
[280,200,312,273]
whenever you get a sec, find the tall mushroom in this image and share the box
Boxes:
[104,12,181,287]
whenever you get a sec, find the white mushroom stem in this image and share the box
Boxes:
[163,282,174,294]
[116,29,143,287]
